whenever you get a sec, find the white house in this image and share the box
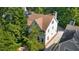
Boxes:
[45,12,58,47]
[27,11,58,48]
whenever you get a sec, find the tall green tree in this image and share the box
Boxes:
[0,7,44,51]
[0,7,26,51]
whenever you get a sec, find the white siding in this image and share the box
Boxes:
[45,17,58,44]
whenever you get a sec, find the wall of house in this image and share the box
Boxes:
[45,17,58,45]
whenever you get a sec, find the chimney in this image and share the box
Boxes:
[55,11,57,19]
[53,11,58,23]
[54,11,57,19]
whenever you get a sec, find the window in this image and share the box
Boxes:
[52,26,54,29]
[51,33,53,35]
[51,26,54,35]
[48,30,49,32]
[47,36,49,40]
[52,21,54,24]
[48,29,49,32]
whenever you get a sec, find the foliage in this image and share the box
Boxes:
[30,7,79,28]
[2,7,79,51]
[26,22,44,51]
[0,8,25,51]
[26,38,44,51]
[0,7,44,51]
[0,28,20,51]
[28,7,45,14]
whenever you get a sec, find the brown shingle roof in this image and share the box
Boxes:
[27,13,53,31]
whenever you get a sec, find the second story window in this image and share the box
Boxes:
[48,29,49,32]
[52,21,54,24]
[47,36,49,40]
[52,26,54,29]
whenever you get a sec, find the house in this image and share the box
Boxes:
[27,12,58,48]
[54,21,79,51]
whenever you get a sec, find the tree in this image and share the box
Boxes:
[0,8,26,51]
[0,7,44,51]
[26,21,44,51]
[0,29,20,51]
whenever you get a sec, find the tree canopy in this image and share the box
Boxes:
[0,7,44,51]
[1,7,79,51]
[0,8,24,50]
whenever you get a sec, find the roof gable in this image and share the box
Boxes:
[27,13,53,31]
